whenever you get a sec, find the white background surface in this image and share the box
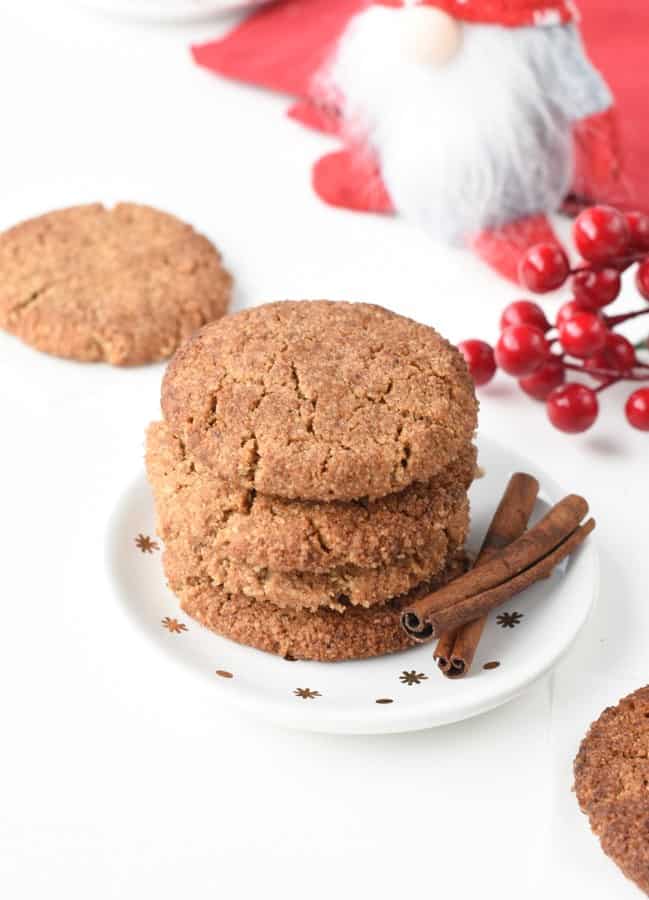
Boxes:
[0,2,647,897]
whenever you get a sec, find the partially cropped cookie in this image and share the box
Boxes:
[162,300,478,501]
[146,420,476,573]
[0,203,231,365]
[574,686,649,895]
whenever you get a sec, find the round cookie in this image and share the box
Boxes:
[146,420,476,573]
[574,686,649,895]
[0,203,231,365]
[175,555,468,662]
[215,448,475,574]
[162,499,467,611]
[161,300,478,501]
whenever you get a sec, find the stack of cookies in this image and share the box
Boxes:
[146,301,478,661]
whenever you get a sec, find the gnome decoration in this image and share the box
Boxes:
[194,0,627,282]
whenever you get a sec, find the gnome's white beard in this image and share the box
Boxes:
[320,9,611,243]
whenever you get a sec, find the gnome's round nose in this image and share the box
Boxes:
[399,5,463,66]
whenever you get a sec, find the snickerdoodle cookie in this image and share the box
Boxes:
[0,203,231,365]
[161,499,467,611]
[176,554,468,662]
[574,686,649,895]
[161,301,477,501]
[146,420,476,574]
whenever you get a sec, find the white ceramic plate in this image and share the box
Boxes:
[74,0,265,23]
[107,435,598,734]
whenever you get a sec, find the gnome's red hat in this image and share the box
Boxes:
[374,0,579,27]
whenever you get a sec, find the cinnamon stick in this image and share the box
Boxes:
[435,472,539,677]
[402,493,593,642]
[427,518,594,637]
[433,630,456,673]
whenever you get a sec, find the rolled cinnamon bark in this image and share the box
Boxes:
[433,630,456,673]
[426,518,595,638]
[402,493,592,642]
[435,472,539,677]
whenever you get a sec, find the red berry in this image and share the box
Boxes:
[458,339,496,387]
[625,211,649,253]
[495,325,549,376]
[572,267,621,309]
[603,333,636,371]
[573,205,630,264]
[519,358,565,401]
[547,384,599,433]
[582,351,609,378]
[519,243,570,293]
[625,388,649,431]
[636,257,649,301]
[556,299,595,327]
[558,312,608,358]
[584,334,636,376]
[499,300,550,333]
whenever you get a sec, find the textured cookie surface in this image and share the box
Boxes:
[574,686,649,895]
[162,506,467,611]
[146,421,476,574]
[161,300,477,500]
[175,556,467,662]
[0,203,231,365]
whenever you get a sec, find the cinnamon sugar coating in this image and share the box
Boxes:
[162,300,478,501]
[574,686,649,895]
[147,423,470,611]
[147,420,476,575]
[176,555,468,662]
[0,203,231,365]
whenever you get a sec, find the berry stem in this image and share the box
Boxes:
[606,307,649,328]
[595,377,619,394]
[562,362,649,382]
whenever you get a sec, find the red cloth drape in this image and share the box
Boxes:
[193,0,649,211]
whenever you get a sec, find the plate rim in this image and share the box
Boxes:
[74,0,263,23]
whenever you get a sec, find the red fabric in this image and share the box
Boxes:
[287,99,342,135]
[472,215,561,284]
[312,149,394,214]
[374,0,575,27]
[192,0,367,97]
[570,107,625,207]
[579,0,649,213]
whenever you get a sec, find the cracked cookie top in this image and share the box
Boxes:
[0,203,231,365]
[161,301,478,501]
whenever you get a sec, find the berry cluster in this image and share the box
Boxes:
[460,205,649,434]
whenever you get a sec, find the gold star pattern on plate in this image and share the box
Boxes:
[161,617,187,634]
[135,533,159,554]
[399,670,428,686]
[496,611,524,628]
[294,688,321,700]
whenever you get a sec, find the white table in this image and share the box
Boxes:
[0,4,647,897]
